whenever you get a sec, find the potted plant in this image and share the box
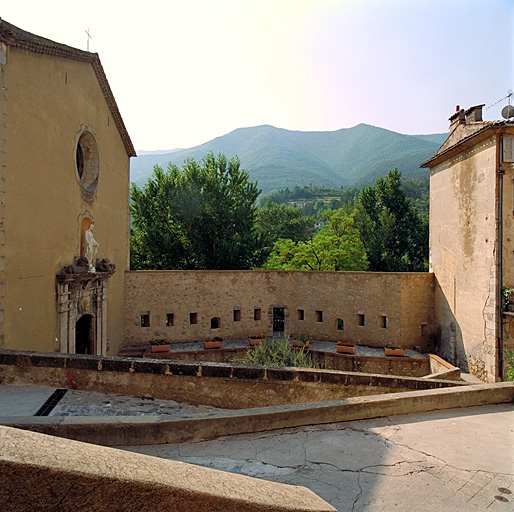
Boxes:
[149,338,170,353]
[249,333,265,346]
[384,343,405,357]
[292,335,310,349]
[503,288,514,312]
[204,336,223,349]
[336,340,356,354]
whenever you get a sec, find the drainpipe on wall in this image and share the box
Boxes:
[497,128,506,381]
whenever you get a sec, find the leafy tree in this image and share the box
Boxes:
[255,202,315,265]
[264,207,368,271]
[355,168,427,272]
[130,152,260,270]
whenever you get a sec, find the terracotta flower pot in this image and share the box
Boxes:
[385,348,405,357]
[151,344,170,353]
[204,341,222,349]
[292,339,309,348]
[337,345,355,354]
[249,338,262,346]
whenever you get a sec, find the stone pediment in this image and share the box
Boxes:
[57,258,116,289]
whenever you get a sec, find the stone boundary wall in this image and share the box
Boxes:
[423,353,461,380]
[0,351,464,409]
[124,270,435,349]
[0,425,336,512]
[144,346,433,378]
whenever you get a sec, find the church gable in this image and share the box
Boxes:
[0,18,135,158]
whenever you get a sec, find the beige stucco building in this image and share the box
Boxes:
[0,20,135,356]
[422,105,514,382]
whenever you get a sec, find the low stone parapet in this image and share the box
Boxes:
[2,383,512,447]
[0,350,465,409]
[0,425,336,511]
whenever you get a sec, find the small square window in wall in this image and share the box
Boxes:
[357,314,365,326]
[233,309,241,322]
[315,310,323,322]
[254,308,261,321]
[337,318,344,331]
[379,315,387,328]
[166,313,174,327]
[189,313,198,325]
[140,314,150,327]
[298,309,305,321]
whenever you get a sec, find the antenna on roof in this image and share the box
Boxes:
[85,28,92,52]
[501,91,514,120]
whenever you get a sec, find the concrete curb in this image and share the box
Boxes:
[2,382,512,446]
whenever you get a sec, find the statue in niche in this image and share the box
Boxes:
[85,223,98,271]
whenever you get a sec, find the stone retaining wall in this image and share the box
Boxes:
[144,346,433,378]
[0,350,464,409]
[124,270,435,349]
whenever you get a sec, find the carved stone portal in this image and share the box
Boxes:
[56,258,116,355]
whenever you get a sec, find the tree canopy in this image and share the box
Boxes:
[264,207,368,271]
[130,152,260,270]
[355,168,428,272]
[130,157,427,273]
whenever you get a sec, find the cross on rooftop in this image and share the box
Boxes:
[85,28,92,52]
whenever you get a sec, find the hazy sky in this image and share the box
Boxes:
[2,0,513,151]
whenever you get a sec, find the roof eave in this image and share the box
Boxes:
[420,122,508,168]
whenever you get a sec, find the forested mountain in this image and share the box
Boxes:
[131,124,447,195]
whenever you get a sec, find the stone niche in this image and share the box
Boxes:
[56,258,115,355]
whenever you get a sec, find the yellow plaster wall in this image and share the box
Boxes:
[124,270,434,349]
[2,47,129,353]
[430,136,498,381]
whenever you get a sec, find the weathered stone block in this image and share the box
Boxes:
[200,364,232,378]
[231,366,265,380]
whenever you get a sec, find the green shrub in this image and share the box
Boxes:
[239,336,319,369]
[505,350,514,382]
[149,338,168,346]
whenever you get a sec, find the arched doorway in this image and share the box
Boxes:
[75,314,95,354]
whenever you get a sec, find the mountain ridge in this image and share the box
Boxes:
[131,124,447,195]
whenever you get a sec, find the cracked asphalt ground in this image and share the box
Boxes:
[124,403,514,512]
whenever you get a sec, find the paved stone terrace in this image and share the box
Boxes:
[126,403,514,512]
[0,382,511,511]
[0,385,228,418]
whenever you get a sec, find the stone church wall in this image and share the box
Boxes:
[2,45,130,355]
[124,270,434,350]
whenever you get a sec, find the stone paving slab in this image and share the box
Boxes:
[0,385,56,416]
[51,389,226,418]
[0,384,227,419]
[124,403,514,512]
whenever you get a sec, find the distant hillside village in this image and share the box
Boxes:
[1,16,513,385]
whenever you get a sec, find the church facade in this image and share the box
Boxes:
[0,20,135,356]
